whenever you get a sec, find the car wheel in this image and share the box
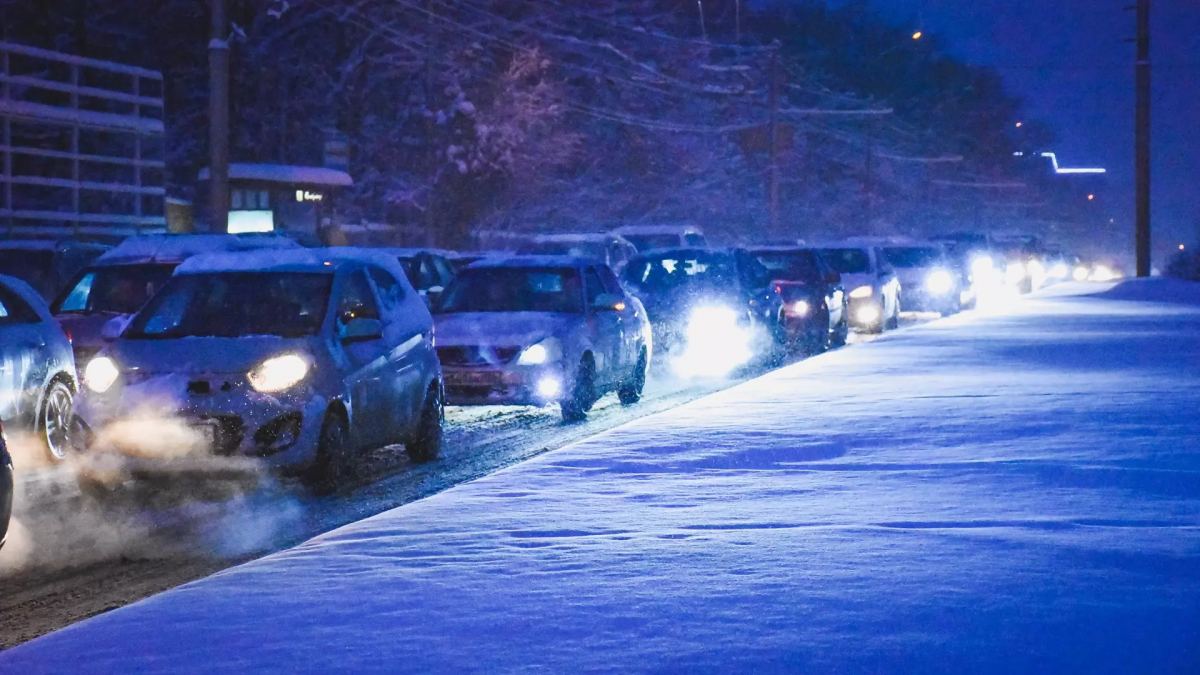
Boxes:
[40,380,74,461]
[561,356,597,422]
[618,348,648,406]
[303,409,350,496]
[406,384,443,463]
[886,298,900,330]
[830,308,849,348]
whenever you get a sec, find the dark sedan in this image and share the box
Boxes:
[751,247,848,352]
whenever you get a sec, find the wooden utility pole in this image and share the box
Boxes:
[208,0,230,233]
[1134,0,1151,276]
[767,47,780,237]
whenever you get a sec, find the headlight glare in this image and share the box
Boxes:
[248,354,310,393]
[849,285,873,299]
[84,356,120,394]
[517,338,562,365]
[925,269,955,295]
[790,300,810,316]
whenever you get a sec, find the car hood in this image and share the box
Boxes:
[838,272,876,292]
[434,312,577,347]
[103,336,315,376]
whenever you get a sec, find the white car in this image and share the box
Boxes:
[433,256,652,421]
[611,225,707,253]
[517,233,638,274]
[813,244,901,333]
[880,243,961,316]
[75,248,443,494]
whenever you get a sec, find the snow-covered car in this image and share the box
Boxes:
[881,243,962,316]
[75,248,443,494]
[751,247,848,351]
[51,234,302,369]
[433,256,651,421]
[0,239,110,300]
[0,274,76,461]
[379,248,458,306]
[517,234,639,274]
[611,225,707,253]
[621,248,783,376]
[813,244,900,333]
[0,418,11,550]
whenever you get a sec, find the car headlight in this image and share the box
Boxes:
[687,306,740,340]
[1049,262,1069,279]
[517,338,562,365]
[1091,264,1115,282]
[247,354,310,393]
[925,269,955,295]
[849,285,873,299]
[1005,262,1027,284]
[789,300,810,316]
[84,356,120,394]
[970,255,994,279]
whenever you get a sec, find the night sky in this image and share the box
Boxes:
[838,0,1199,268]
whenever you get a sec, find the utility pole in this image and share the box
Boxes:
[208,0,230,234]
[767,47,780,238]
[1134,0,1151,276]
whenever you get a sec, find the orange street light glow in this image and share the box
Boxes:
[912,31,922,40]
[1087,194,1095,200]
[1015,122,1023,127]
[1180,244,1186,251]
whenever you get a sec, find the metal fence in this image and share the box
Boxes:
[0,41,167,240]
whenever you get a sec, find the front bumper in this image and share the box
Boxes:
[443,364,566,407]
[848,297,884,328]
[76,374,328,473]
[900,289,957,313]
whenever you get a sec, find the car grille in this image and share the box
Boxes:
[436,346,521,367]
[196,415,246,456]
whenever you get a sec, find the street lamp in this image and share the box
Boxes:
[1088,194,1095,200]
[911,31,922,40]
[1015,121,1023,128]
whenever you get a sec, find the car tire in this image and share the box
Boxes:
[406,384,443,463]
[561,356,597,422]
[886,298,900,330]
[618,349,648,406]
[40,379,74,462]
[303,409,350,496]
[830,310,849,348]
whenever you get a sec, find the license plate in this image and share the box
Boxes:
[445,371,506,387]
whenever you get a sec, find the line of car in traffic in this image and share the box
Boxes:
[0,225,1108,539]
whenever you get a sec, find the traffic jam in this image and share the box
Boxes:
[0,227,1122,545]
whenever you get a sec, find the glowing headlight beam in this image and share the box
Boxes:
[517,343,549,365]
[925,269,955,296]
[248,354,310,393]
[849,285,873,299]
[84,356,120,394]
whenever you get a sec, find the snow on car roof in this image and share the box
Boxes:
[612,224,703,235]
[197,163,354,187]
[0,273,52,319]
[376,247,458,259]
[529,233,612,244]
[175,247,412,282]
[95,234,301,265]
[465,254,595,269]
[629,246,724,260]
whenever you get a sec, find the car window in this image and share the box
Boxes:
[368,266,406,316]
[684,233,706,247]
[738,255,771,289]
[820,249,871,274]
[597,266,625,296]
[430,257,454,287]
[585,267,606,305]
[338,269,381,323]
[438,268,584,314]
[53,263,177,315]
[0,283,41,324]
[874,249,892,273]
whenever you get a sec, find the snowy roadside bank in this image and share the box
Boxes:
[4,280,1200,673]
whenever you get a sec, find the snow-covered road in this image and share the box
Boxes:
[5,281,1199,672]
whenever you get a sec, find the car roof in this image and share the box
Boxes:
[612,225,703,236]
[175,247,411,282]
[0,273,52,317]
[0,239,109,252]
[630,247,731,260]
[375,247,457,259]
[465,254,595,270]
[747,245,815,253]
[528,233,613,244]
[95,234,301,266]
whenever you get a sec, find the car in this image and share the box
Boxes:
[812,243,901,333]
[433,256,651,421]
[611,225,707,253]
[880,243,962,316]
[51,234,302,369]
[750,247,848,352]
[516,233,639,274]
[621,248,784,376]
[0,274,77,461]
[74,248,443,495]
[380,248,458,307]
[0,417,11,550]
[0,239,110,300]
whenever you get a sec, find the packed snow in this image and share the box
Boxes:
[4,280,1199,673]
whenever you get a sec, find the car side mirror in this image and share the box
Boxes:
[100,315,131,341]
[824,272,839,284]
[340,317,383,343]
[591,292,626,312]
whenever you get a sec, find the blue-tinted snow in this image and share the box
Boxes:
[5,280,1200,674]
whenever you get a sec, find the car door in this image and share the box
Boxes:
[0,281,50,426]
[367,265,427,441]
[817,256,844,330]
[597,265,639,372]
[873,248,897,315]
[584,266,623,386]
[334,267,392,449]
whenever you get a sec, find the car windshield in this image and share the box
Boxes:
[884,247,942,268]
[125,272,333,339]
[754,250,822,281]
[820,249,871,274]
[0,249,54,294]
[518,241,607,260]
[437,268,584,314]
[622,253,738,292]
[52,263,178,315]
[621,234,680,251]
